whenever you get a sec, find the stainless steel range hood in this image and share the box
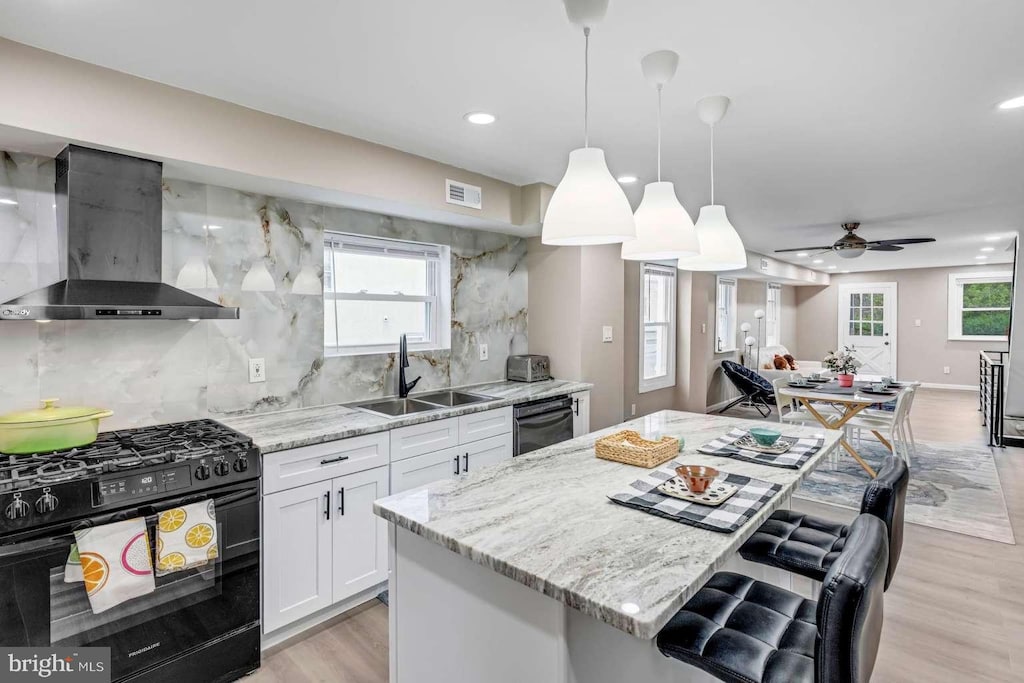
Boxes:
[0,145,239,321]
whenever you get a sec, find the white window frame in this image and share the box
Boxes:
[638,261,677,393]
[947,271,1012,341]
[323,231,452,356]
[715,276,738,353]
[765,282,782,347]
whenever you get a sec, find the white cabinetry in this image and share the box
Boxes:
[262,437,390,634]
[571,391,591,437]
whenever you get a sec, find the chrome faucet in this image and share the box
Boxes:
[398,334,421,398]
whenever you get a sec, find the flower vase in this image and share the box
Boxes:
[837,373,854,388]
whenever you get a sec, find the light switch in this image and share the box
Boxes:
[602,326,613,343]
[914,319,922,327]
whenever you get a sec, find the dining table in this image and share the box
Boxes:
[776,378,912,478]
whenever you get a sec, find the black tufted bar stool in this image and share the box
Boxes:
[738,455,908,589]
[657,514,889,683]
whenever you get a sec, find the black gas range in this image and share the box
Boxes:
[0,419,262,683]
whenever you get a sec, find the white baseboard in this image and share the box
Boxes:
[919,382,978,391]
[260,582,387,651]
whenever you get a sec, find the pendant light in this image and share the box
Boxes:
[542,0,635,246]
[677,95,747,271]
[621,50,699,261]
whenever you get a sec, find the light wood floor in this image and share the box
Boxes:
[251,389,1021,682]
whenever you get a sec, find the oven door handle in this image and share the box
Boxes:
[0,533,75,558]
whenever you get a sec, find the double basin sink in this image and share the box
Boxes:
[354,390,494,418]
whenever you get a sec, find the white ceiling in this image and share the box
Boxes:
[1,0,1022,272]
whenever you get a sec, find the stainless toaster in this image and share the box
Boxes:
[506,354,551,383]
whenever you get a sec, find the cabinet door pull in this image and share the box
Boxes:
[338,487,345,515]
[463,453,469,473]
[453,455,460,475]
[323,491,330,520]
[320,455,350,465]
[573,398,580,416]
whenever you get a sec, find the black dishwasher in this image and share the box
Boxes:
[513,396,574,455]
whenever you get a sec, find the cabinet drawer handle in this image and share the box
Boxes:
[453,455,460,475]
[462,453,468,473]
[338,487,345,516]
[323,491,330,521]
[320,455,350,465]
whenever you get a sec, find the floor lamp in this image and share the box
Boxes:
[740,322,752,367]
[754,309,765,369]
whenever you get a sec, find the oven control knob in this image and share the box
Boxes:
[214,461,230,477]
[5,498,30,520]
[195,464,211,481]
[35,492,59,514]
[233,456,249,473]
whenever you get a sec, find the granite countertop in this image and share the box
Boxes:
[373,410,841,640]
[219,379,593,454]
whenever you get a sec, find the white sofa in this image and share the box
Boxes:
[752,344,824,382]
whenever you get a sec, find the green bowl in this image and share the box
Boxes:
[748,427,782,447]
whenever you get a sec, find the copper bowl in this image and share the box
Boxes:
[675,465,719,494]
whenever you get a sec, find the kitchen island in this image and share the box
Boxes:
[374,410,842,683]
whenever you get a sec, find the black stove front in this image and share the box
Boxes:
[0,419,261,683]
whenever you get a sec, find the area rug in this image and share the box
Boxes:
[794,438,1015,544]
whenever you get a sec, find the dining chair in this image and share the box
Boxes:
[846,387,915,464]
[770,378,819,427]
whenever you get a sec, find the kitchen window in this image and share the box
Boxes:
[765,282,782,346]
[323,232,451,356]
[947,271,1012,341]
[716,276,738,353]
[639,262,676,393]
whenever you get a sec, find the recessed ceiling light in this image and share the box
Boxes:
[975,255,988,259]
[616,175,638,184]
[205,224,223,231]
[796,252,809,257]
[812,259,824,264]
[980,246,995,252]
[841,270,851,274]
[0,198,17,206]
[984,235,1002,241]
[998,95,1024,110]
[464,112,497,125]
[827,265,837,270]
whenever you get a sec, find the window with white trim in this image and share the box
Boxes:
[715,276,738,353]
[323,232,451,356]
[639,262,676,393]
[765,282,782,346]
[947,271,1012,341]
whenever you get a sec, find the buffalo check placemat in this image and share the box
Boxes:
[698,429,824,469]
[607,463,781,533]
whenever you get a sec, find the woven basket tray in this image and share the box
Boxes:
[595,430,680,468]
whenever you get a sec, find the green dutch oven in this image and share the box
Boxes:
[0,399,113,454]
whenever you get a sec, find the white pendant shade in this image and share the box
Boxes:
[241,261,276,292]
[621,182,699,260]
[175,254,219,290]
[678,205,747,271]
[542,147,636,246]
[291,264,322,295]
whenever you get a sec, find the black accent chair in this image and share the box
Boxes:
[716,360,776,417]
[739,455,908,590]
[657,514,888,683]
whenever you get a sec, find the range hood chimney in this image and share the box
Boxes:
[0,145,239,321]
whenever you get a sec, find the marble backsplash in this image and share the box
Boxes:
[0,151,527,429]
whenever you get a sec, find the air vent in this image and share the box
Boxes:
[446,179,482,210]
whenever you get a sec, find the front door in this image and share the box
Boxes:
[838,282,897,376]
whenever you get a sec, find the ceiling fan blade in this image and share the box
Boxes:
[867,244,904,252]
[867,237,936,247]
[774,245,836,253]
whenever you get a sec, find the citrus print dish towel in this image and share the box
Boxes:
[156,500,218,576]
[71,517,155,614]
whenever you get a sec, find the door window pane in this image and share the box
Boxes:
[851,294,860,306]
[872,293,884,306]
[873,323,884,336]
[851,308,860,321]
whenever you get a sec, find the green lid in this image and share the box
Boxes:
[0,398,113,426]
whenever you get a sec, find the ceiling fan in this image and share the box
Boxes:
[774,222,936,259]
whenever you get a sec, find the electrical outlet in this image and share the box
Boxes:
[602,326,613,343]
[479,344,489,361]
[249,358,266,383]
[701,323,707,334]
[631,403,637,416]
[943,366,951,375]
